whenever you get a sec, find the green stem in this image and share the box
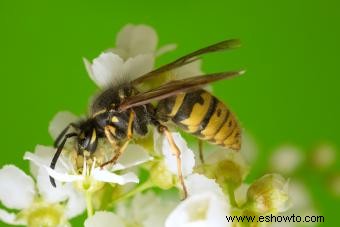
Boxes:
[227,185,237,207]
[114,179,154,203]
[86,191,94,217]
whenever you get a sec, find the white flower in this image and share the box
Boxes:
[116,191,176,227]
[84,24,176,89]
[201,148,249,189]
[110,24,176,59]
[36,111,153,191]
[165,174,230,227]
[0,165,75,226]
[25,145,86,217]
[24,144,151,192]
[269,145,304,175]
[84,211,125,227]
[311,144,337,170]
[84,52,154,88]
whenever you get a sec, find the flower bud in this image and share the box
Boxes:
[198,150,249,189]
[150,161,176,190]
[311,144,336,170]
[269,146,303,175]
[247,174,289,214]
[328,173,340,198]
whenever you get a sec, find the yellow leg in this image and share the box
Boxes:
[100,139,130,168]
[101,111,135,168]
[127,110,135,139]
[159,125,188,199]
[104,126,117,146]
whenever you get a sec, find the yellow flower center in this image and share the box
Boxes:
[26,203,66,227]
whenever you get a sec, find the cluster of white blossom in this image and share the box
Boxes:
[0,24,292,227]
[268,142,340,227]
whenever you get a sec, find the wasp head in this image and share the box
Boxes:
[77,120,98,154]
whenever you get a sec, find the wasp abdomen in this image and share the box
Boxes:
[156,89,241,150]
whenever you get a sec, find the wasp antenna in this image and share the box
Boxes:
[49,132,78,187]
[237,69,246,75]
[214,39,242,50]
[54,123,79,148]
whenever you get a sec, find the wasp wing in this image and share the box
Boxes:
[120,70,245,111]
[131,39,241,85]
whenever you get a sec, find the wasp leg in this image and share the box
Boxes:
[198,139,205,164]
[101,111,135,168]
[158,125,188,200]
[100,139,130,168]
[126,110,135,139]
[104,125,118,146]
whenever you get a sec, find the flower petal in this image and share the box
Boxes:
[92,168,138,185]
[83,57,95,83]
[123,54,154,82]
[111,144,153,171]
[31,151,83,214]
[185,174,225,199]
[64,184,86,218]
[0,165,36,209]
[288,180,311,210]
[205,149,249,184]
[49,111,79,141]
[25,146,74,176]
[90,52,124,88]
[115,24,158,58]
[134,192,175,227]
[165,192,230,227]
[84,211,125,227]
[0,209,25,225]
[153,129,163,156]
[25,145,56,178]
[156,44,177,57]
[234,183,249,207]
[160,132,195,176]
[36,168,69,203]
[43,165,83,183]
[24,149,50,167]
[172,60,203,79]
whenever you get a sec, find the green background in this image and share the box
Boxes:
[0,0,339,226]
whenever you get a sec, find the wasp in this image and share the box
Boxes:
[50,39,244,198]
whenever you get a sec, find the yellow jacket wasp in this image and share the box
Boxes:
[51,39,244,198]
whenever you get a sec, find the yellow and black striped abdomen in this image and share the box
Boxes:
[156,89,241,150]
